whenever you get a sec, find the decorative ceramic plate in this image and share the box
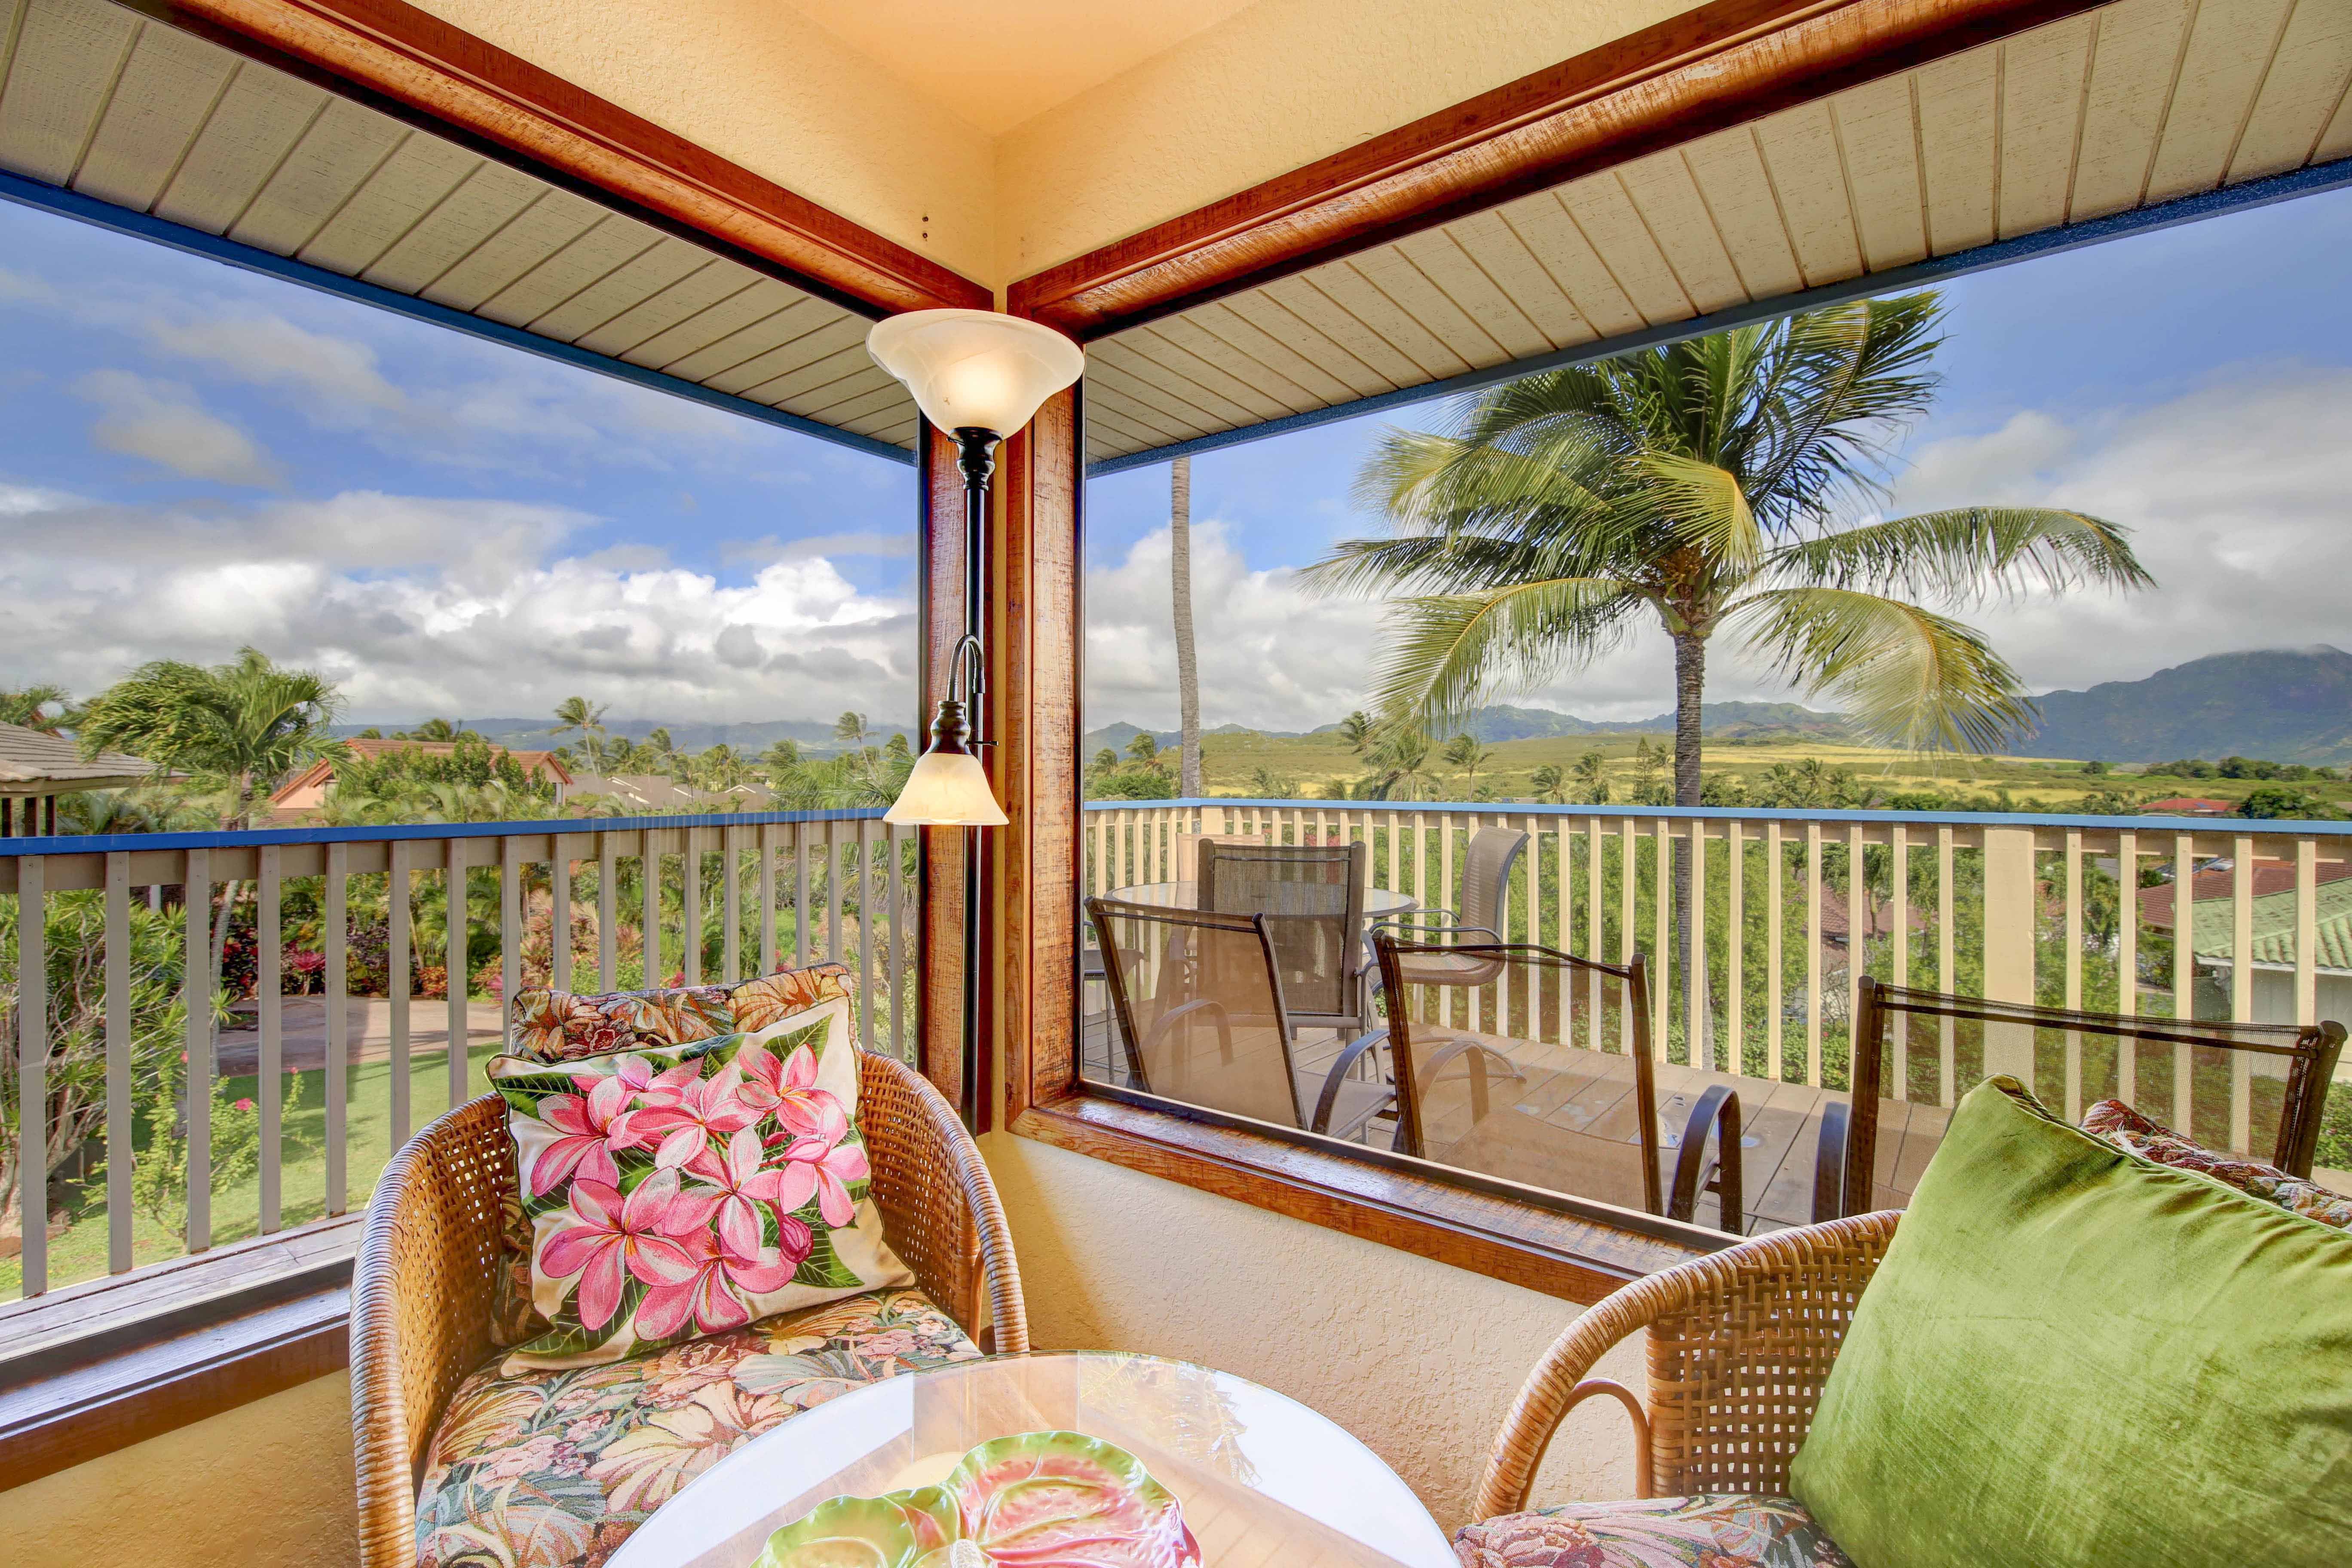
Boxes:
[754,1429,1203,1568]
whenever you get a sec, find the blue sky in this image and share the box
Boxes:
[5,179,2352,734]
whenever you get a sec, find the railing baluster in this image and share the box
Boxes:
[1767,821,1785,1082]
[446,839,469,1110]
[1652,819,1670,1054]
[184,846,211,1256]
[2117,830,2138,1102]
[1804,821,1823,1087]
[258,845,283,1233]
[723,825,743,984]
[2230,835,2254,1152]
[1687,818,1708,1070]
[17,854,46,1296]
[1845,821,1864,1059]
[826,819,845,964]
[683,827,704,985]
[2295,836,2318,1026]
[1937,825,1956,1106]
[550,836,572,994]
[793,823,811,967]
[759,824,779,977]
[642,828,664,991]
[2172,833,2195,1127]
[500,841,521,1040]
[1890,825,1908,1102]
[598,832,619,990]
[2064,828,2083,1119]
[1619,819,1635,1054]
[389,841,411,1147]
[325,842,349,1216]
[105,852,132,1273]
[857,818,878,1049]
[1727,821,1744,1074]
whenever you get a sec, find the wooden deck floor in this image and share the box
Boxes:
[1079,1002,1948,1237]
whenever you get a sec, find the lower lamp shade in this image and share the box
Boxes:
[883,750,1008,827]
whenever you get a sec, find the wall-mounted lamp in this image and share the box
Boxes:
[867,308,1082,1123]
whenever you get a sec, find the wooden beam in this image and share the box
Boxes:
[1008,0,2109,338]
[916,423,973,1112]
[167,0,990,316]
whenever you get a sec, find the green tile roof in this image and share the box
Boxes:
[2187,874,2352,971]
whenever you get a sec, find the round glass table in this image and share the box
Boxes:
[609,1351,1456,1568]
[1106,879,1418,918]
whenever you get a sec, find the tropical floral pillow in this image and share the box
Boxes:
[509,963,853,1063]
[2080,1098,2352,1230]
[489,991,910,1371]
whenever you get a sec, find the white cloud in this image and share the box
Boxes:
[75,371,284,487]
[0,490,916,723]
[1088,366,2352,730]
[143,311,406,413]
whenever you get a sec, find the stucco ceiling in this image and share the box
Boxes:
[775,0,1262,134]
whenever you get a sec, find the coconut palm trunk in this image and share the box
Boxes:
[1170,456,1202,798]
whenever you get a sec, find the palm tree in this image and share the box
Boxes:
[549,697,609,771]
[1529,764,1567,804]
[1170,455,1203,798]
[1336,710,1374,754]
[1317,292,2151,998]
[0,683,70,733]
[1360,727,1440,801]
[1442,733,1490,792]
[80,647,340,829]
[1568,750,1611,804]
[402,717,461,741]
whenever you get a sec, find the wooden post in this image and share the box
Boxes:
[1981,824,2038,1081]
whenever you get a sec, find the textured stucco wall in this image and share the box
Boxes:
[0,1369,358,1568]
[980,1132,1642,1530]
[407,0,996,285]
[992,0,1686,281]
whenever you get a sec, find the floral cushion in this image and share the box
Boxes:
[1453,1494,1851,1568]
[413,1287,979,1568]
[509,965,853,1063]
[489,991,909,1370]
[2079,1098,2352,1229]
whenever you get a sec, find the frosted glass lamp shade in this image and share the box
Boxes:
[867,309,1083,436]
[884,750,1008,827]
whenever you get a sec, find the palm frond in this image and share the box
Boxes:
[1767,506,2153,601]
[1367,577,1644,733]
[1727,586,2034,753]
[1635,452,1760,573]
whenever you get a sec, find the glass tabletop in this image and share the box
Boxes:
[609,1350,1456,1568]
[1106,879,1418,916]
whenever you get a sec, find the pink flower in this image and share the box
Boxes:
[541,1170,716,1330]
[627,1059,759,1171]
[687,1125,815,1266]
[734,1042,844,1139]
[232,1097,256,1112]
[531,1074,646,1197]
[773,1106,871,1228]
[634,1231,796,1341]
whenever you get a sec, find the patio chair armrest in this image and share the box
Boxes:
[352,1094,515,1568]
[1309,1028,1389,1133]
[1470,1211,1901,1520]
[1812,1099,1851,1225]
[859,1050,1029,1357]
[1666,1084,1743,1233]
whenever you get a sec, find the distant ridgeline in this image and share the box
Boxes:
[1080,647,2352,767]
[329,716,919,756]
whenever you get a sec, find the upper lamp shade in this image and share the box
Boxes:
[866,309,1083,437]
[882,749,1008,827]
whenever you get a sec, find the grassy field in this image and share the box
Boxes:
[3,1039,503,1302]
[1163,728,2352,814]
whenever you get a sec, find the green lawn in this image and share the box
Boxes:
[5,1038,505,1302]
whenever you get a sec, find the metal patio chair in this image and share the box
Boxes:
[1198,839,1371,1037]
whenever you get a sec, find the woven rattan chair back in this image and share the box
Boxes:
[1472,1211,1901,1519]
[1836,979,2347,1216]
[352,1047,1026,1568]
[1087,894,1307,1127]
[1198,839,1368,1023]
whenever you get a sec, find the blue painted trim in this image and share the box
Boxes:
[0,169,914,468]
[1086,156,2352,476]
[1082,798,2352,834]
[0,806,888,857]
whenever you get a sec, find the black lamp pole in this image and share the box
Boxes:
[950,426,999,1130]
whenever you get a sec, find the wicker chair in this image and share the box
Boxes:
[1470,1211,1899,1520]
[350,1048,1027,1568]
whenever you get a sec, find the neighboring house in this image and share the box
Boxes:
[2141,858,2352,1029]
[268,738,574,818]
[2141,796,2232,816]
[567,773,775,812]
[0,720,156,836]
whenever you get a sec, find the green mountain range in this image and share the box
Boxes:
[2014,646,2352,764]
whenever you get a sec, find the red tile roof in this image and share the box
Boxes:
[2139,858,2352,927]
[2140,796,2232,815]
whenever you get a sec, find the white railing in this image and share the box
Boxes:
[2,809,915,1302]
[1084,798,2352,1177]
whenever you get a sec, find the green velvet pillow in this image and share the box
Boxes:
[1790,1076,2352,1568]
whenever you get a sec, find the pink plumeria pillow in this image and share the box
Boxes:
[488,991,910,1371]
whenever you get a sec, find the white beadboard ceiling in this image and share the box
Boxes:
[0,0,920,451]
[1082,0,2352,467]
